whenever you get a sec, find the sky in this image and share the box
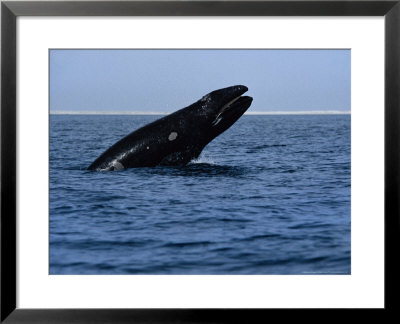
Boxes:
[50,49,350,113]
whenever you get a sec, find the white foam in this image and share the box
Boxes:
[190,155,215,165]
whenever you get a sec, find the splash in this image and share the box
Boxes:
[189,154,215,165]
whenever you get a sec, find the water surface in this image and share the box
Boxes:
[50,114,351,274]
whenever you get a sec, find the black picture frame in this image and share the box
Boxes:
[1,0,399,322]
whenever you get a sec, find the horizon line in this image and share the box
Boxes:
[50,110,351,115]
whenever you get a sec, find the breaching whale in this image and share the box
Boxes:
[87,85,253,171]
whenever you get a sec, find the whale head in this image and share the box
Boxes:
[194,85,253,139]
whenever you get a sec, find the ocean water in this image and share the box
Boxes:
[50,114,351,275]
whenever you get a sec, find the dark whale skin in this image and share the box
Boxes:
[88,85,253,171]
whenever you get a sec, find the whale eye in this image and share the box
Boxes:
[168,132,178,141]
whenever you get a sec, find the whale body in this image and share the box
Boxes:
[87,85,253,171]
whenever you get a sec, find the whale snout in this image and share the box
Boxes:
[208,85,248,102]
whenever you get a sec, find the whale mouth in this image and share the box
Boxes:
[215,96,242,120]
[212,95,253,127]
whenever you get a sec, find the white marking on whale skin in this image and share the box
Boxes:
[147,146,149,150]
[168,132,178,141]
[115,146,138,162]
[112,161,124,171]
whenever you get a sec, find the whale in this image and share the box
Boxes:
[87,85,253,171]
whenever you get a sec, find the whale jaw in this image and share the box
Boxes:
[208,85,253,134]
[212,95,252,127]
